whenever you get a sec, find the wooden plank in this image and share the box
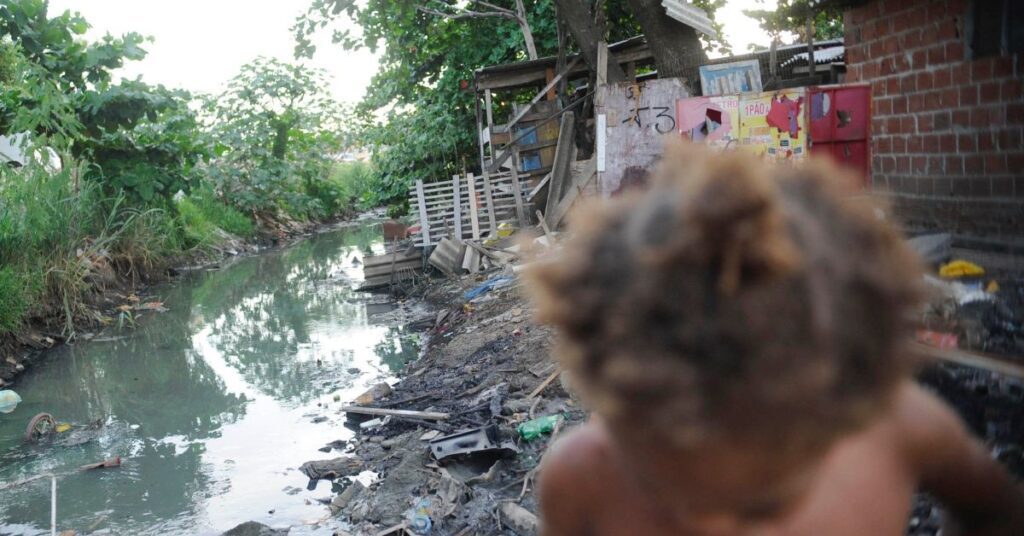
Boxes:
[467,173,481,240]
[452,174,463,239]
[415,180,431,246]
[362,249,421,267]
[596,41,609,86]
[485,89,494,130]
[545,111,576,230]
[505,56,583,131]
[482,172,498,236]
[550,158,596,228]
[340,406,450,421]
[510,150,527,227]
[529,369,560,398]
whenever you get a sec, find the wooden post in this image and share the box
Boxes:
[482,172,498,236]
[806,14,816,78]
[452,174,463,240]
[545,67,557,101]
[484,89,494,131]
[510,149,527,227]
[415,180,431,247]
[596,41,609,87]
[476,92,487,167]
[595,41,609,197]
[626,61,636,83]
[467,173,481,240]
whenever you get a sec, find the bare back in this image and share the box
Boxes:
[539,382,1024,536]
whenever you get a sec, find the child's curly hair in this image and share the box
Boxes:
[527,141,923,454]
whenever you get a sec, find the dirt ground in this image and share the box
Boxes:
[319,263,1024,536]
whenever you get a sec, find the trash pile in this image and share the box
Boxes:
[301,230,577,535]
[912,234,1024,359]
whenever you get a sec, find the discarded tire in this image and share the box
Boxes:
[25,412,56,442]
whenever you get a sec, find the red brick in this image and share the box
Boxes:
[923,134,940,152]
[960,85,978,107]
[948,0,968,14]
[887,116,901,133]
[848,7,865,26]
[872,80,887,97]
[964,155,984,173]
[939,88,958,108]
[900,115,917,133]
[1008,103,1024,123]
[886,77,900,95]
[993,57,1014,78]
[971,109,992,129]
[911,49,926,69]
[900,75,917,93]
[933,67,952,89]
[924,91,942,111]
[873,117,887,133]
[893,96,909,114]
[951,63,970,84]
[945,41,965,62]
[904,31,923,51]
[877,136,893,154]
[958,133,977,152]
[909,94,925,112]
[917,72,933,91]
[908,136,923,153]
[881,156,896,173]
[979,131,997,151]
[940,134,956,152]
[892,11,912,33]
[945,155,964,175]
[893,137,907,153]
[953,109,971,127]
[870,40,885,58]
[863,22,877,42]
[876,98,893,116]
[973,59,994,81]
[847,44,863,64]
[985,154,1008,174]
[927,45,947,65]
[998,128,1022,151]
[936,19,958,41]
[896,155,911,174]
[980,81,1000,102]
[928,156,945,174]
[912,155,927,173]
[1002,79,1023,101]
[925,2,948,21]
[1008,152,1024,174]
[848,65,863,82]
[883,36,900,55]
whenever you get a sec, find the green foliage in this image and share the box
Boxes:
[202,57,352,219]
[176,188,255,247]
[744,1,844,47]
[330,161,377,210]
[0,265,35,333]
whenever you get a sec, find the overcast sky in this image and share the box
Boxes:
[48,0,780,104]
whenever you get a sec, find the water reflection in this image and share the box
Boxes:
[0,222,420,535]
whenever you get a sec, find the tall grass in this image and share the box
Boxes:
[0,162,183,336]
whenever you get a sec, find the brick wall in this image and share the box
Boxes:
[844,0,1024,241]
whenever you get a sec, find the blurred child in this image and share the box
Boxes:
[528,142,1023,535]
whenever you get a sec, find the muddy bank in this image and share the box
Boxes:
[317,266,1024,535]
[0,211,377,389]
[312,269,578,535]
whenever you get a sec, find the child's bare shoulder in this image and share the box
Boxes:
[541,422,612,486]
[538,421,615,528]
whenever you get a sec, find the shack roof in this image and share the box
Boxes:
[474,36,654,92]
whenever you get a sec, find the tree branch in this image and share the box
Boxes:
[416,5,516,21]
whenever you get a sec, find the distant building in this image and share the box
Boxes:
[831,0,1023,242]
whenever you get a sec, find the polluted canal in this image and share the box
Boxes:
[0,221,431,535]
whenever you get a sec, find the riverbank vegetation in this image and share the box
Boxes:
[0,0,380,339]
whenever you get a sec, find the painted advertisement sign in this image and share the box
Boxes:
[676,95,740,150]
[699,60,763,96]
[738,89,808,161]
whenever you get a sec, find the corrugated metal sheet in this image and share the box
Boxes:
[780,45,846,67]
[662,0,717,39]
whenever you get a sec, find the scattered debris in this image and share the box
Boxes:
[355,383,395,405]
[298,457,363,490]
[220,521,289,536]
[499,502,539,534]
[0,389,21,414]
[428,425,518,463]
[517,415,563,442]
[80,457,122,471]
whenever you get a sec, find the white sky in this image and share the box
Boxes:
[48,0,780,103]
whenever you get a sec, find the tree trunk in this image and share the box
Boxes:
[552,0,626,83]
[624,0,706,80]
[514,0,538,60]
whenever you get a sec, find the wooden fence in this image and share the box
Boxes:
[409,171,532,247]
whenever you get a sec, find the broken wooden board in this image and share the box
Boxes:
[340,406,450,421]
[429,238,467,275]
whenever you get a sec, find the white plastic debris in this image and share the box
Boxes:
[0,390,22,414]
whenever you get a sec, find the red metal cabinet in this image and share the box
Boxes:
[809,85,871,188]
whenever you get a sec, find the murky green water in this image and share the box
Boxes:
[0,222,421,535]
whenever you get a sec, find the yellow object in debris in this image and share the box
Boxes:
[939,259,985,278]
[986,280,1000,293]
[55,423,71,433]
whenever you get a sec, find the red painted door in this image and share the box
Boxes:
[809,85,871,188]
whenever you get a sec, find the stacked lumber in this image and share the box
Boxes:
[359,248,423,290]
